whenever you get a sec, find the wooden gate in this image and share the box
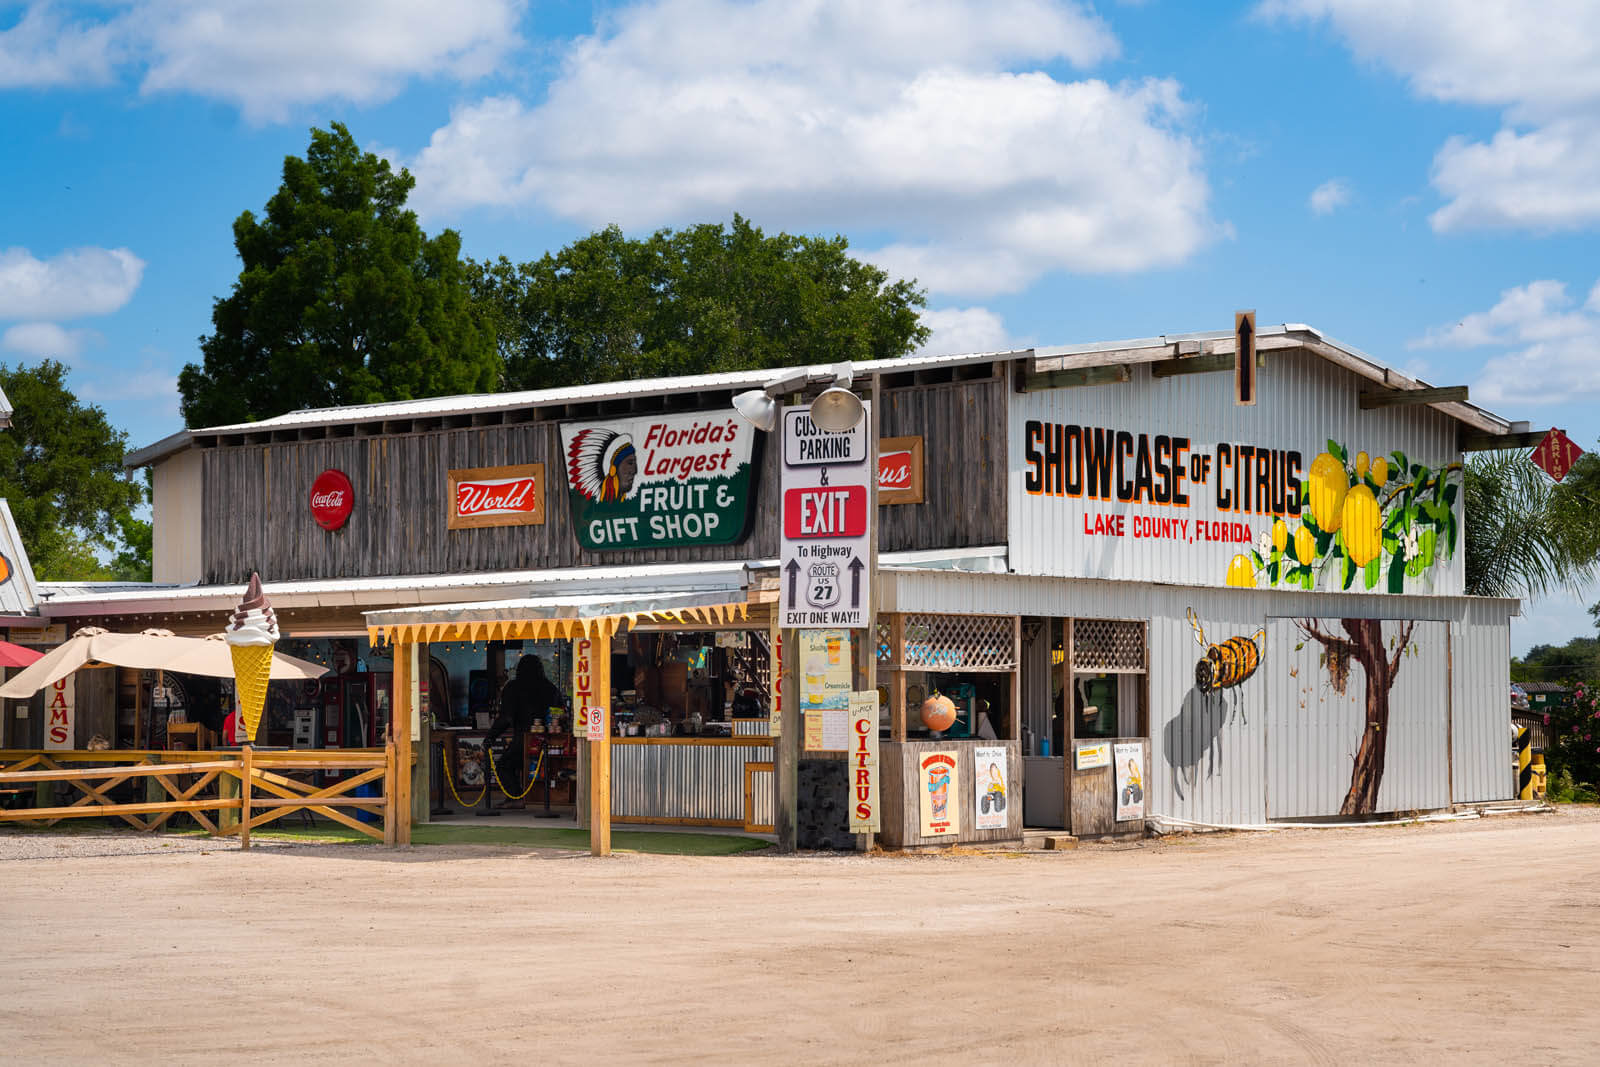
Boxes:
[0,744,405,847]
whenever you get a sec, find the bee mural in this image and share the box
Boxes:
[1187,608,1265,693]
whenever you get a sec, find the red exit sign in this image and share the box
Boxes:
[784,486,868,538]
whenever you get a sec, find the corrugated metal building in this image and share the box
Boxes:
[9,322,1530,838]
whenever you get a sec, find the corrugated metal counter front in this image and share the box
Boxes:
[610,738,774,829]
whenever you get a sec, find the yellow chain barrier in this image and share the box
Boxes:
[487,744,542,802]
[440,747,486,808]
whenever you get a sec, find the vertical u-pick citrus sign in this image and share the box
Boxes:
[780,404,872,628]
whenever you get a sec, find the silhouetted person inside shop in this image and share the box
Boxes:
[485,655,563,809]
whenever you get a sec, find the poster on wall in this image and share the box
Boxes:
[560,412,759,550]
[1114,742,1145,822]
[918,749,960,837]
[973,744,1008,830]
[848,691,880,833]
[1008,361,1465,595]
[800,629,852,752]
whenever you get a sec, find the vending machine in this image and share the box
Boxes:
[320,671,393,778]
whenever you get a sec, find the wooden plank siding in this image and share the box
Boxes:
[878,739,1022,849]
[877,377,1008,553]
[199,378,1008,584]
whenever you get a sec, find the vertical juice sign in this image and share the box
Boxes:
[848,691,879,832]
[46,674,74,749]
[571,637,594,738]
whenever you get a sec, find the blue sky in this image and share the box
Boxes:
[3,0,1599,651]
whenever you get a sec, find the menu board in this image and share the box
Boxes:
[799,629,852,752]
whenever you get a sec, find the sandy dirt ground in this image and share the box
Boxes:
[2,808,1598,1065]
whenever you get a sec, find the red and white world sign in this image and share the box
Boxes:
[309,469,355,530]
[447,464,546,529]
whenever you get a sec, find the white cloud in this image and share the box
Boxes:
[78,363,179,422]
[1308,178,1350,215]
[1260,0,1600,232]
[0,321,100,360]
[0,246,145,320]
[0,0,521,121]
[0,2,120,87]
[409,0,1216,297]
[917,307,1018,356]
[1411,278,1600,407]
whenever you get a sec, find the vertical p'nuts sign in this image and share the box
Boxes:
[780,405,872,628]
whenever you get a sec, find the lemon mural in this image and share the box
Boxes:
[1224,441,1461,594]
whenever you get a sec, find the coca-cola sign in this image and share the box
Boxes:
[309,469,355,530]
[447,463,546,530]
[878,436,924,505]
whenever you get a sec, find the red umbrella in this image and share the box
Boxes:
[0,639,44,669]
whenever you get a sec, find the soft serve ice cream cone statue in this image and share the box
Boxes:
[226,572,279,743]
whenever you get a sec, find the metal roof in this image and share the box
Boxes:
[125,322,1519,468]
[36,560,752,617]
[33,545,1014,619]
[0,500,40,616]
[363,589,750,630]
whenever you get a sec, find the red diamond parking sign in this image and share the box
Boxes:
[1531,428,1584,482]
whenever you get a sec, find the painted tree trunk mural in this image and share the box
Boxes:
[1295,618,1416,815]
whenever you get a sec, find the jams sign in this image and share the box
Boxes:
[560,413,759,550]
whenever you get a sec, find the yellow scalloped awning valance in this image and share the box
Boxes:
[368,602,750,646]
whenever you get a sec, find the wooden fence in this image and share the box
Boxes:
[0,745,405,847]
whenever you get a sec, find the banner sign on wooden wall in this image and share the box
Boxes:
[45,674,74,749]
[878,436,924,505]
[1114,742,1145,822]
[1075,742,1110,770]
[560,413,759,551]
[918,749,960,837]
[973,744,1008,830]
[448,464,546,530]
[848,691,880,833]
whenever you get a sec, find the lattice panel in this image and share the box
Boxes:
[876,621,894,665]
[898,613,1015,672]
[1072,618,1146,672]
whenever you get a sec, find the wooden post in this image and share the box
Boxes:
[1063,618,1075,834]
[239,745,253,850]
[413,642,431,825]
[776,627,799,852]
[889,613,906,743]
[858,380,881,853]
[393,640,414,846]
[218,758,239,833]
[590,626,612,856]
[383,735,398,846]
[1010,616,1022,741]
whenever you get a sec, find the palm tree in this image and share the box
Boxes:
[1464,449,1600,599]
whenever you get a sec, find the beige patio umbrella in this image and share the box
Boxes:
[0,627,326,699]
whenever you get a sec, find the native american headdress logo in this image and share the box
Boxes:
[567,428,638,502]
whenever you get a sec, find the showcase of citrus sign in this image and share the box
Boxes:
[1008,360,1465,594]
[559,413,759,550]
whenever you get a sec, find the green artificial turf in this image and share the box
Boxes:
[147,820,770,855]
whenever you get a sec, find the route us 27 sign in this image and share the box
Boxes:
[780,404,872,628]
